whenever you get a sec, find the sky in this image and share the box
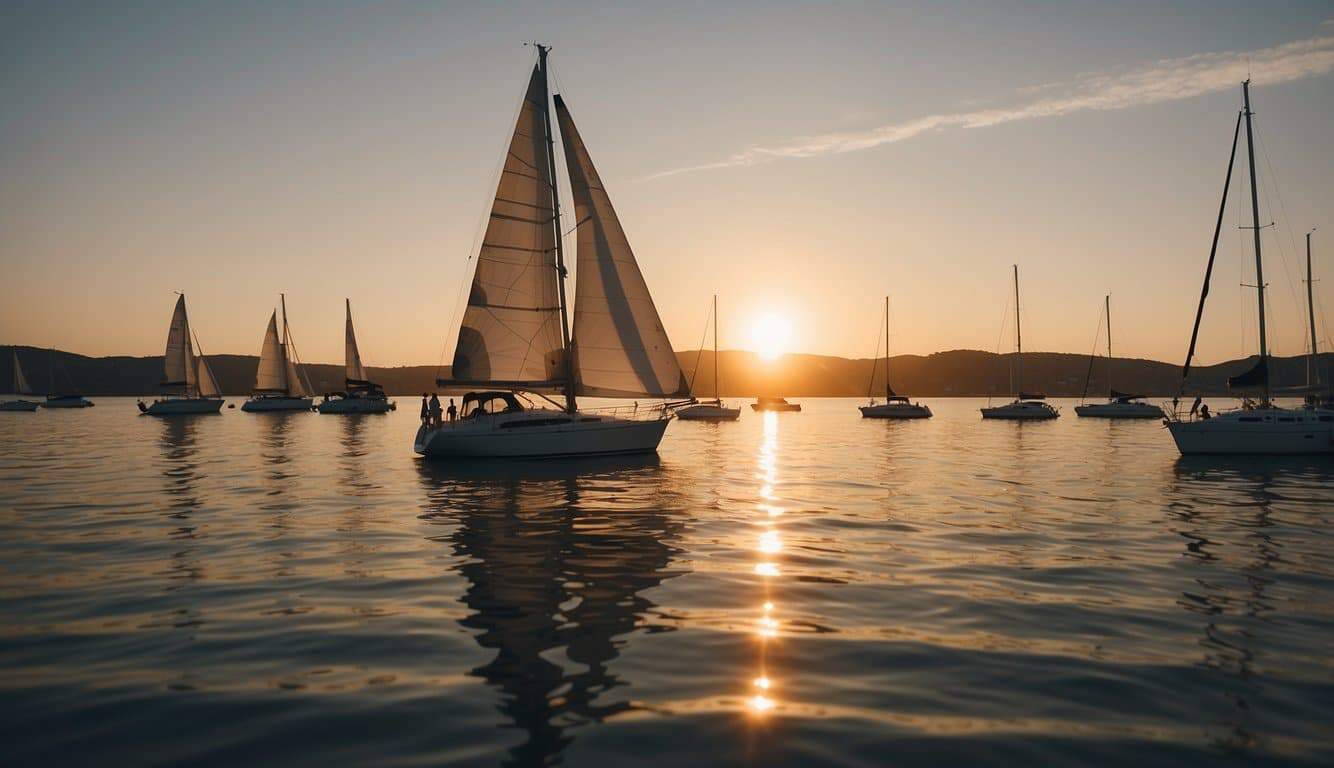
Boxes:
[2,1,1333,368]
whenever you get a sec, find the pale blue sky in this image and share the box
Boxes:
[2,1,1332,366]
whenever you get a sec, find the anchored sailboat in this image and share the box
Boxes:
[981,266,1059,420]
[2,350,41,411]
[138,294,224,415]
[41,348,94,408]
[415,46,689,459]
[678,295,741,421]
[318,299,395,414]
[1166,81,1332,454]
[242,294,314,412]
[860,296,931,419]
[1074,296,1162,418]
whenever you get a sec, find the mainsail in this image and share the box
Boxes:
[254,312,288,393]
[450,63,566,390]
[12,351,32,395]
[345,299,370,385]
[554,95,689,398]
[163,294,197,394]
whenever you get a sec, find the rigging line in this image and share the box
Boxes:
[1252,116,1305,341]
[867,302,885,400]
[1079,305,1104,403]
[991,291,1012,401]
[686,302,711,395]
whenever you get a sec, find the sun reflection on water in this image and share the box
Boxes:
[749,411,783,717]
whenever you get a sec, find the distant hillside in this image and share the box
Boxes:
[2,345,1330,398]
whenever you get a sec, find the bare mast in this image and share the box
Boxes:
[713,294,720,400]
[1105,295,1112,399]
[1308,231,1319,390]
[884,296,891,399]
[1242,80,1270,404]
[535,44,577,413]
[1013,265,1022,396]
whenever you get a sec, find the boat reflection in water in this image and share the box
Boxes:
[417,455,687,766]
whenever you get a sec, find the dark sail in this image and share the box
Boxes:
[1227,358,1268,389]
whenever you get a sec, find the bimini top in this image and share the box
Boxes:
[756,396,792,404]
[1018,392,1047,401]
[461,391,526,416]
[1111,390,1145,403]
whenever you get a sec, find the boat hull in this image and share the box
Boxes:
[1,399,42,412]
[1075,401,1163,418]
[242,396,314,412]
[42,395,94,408]
[141,398,224,416]
[677,403,740,421]
[1167,409,1334,455]
[317,396,395,414]
[981,401,1060,420]
[860,403,932,419]
[415,410,671,459]
[751,404,801,412]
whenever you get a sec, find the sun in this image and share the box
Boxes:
[750,311,792,361]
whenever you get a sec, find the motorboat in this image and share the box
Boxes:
[981,266,1059,420]
[415,47,688,459]
[139,294,225,416]
[751,397,801,412]
[1074,296,1162,418]
[2,350,41,411]
[43,394,94,408]
[860,296,932,419]
[242,295,314,412]
[678,295,741,421]
[318,299,395,414]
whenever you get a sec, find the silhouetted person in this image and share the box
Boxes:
[420,393,429,426]
[447,398,457,423]
[429,393,443,428]
[1200,403,1211,420]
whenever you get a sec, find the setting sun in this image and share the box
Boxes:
[750,312,792,361]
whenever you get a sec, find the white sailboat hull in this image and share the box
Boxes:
[42,395,94,408]
[1074,401,1164,418]
[242,396,313,412]
[981,400,1060,420]
[1167,408,1334,455]
[317,396,395,414]
[860,402,932,419]
[141,398,224,416]
[415,409,671,459]
[1,399,42,412]
[677,402,740,421]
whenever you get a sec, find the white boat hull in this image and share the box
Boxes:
[141,398,224,416]
[317,396,394,414]
[415,409,671,459]
[42,396,94,408]
[1,399,42,412]
[1167,408,1334,455]
[981,400,1060,420]
[677,403,740,421]
[1075,401,1163,418]
[242,396,314,412]
[860,402,932,419]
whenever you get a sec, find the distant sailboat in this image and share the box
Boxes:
[1074,296,1162,418]
[860,296,931,419]
[138,294,225,415]
[317,299,395,414]
[415,46,690,459]
[41,348,94,408]
[1,350,41,411]
[1165,81,1333,454]
[242,294,314,412]
[1302,231,1332,411]
[981,266,1059,420]
[678,295,741,421]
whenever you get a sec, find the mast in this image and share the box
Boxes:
[536,44,576,413]
[280,293,292,396]
[1105,295,1112,399]
[1242,80,1270,404]
[1013,265,1023,396]
[1307,231,1319,390]
[884,296,891,399]
[713,294,719,400]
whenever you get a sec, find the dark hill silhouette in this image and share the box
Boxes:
[4,345,1329,398]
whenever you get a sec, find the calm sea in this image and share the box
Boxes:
[1,397,1332,766]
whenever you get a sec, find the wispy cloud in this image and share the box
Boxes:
[646,30,1334,179]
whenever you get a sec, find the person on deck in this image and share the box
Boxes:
[429,393,442,428]
[419,394,429,426]
[447,398,457,423]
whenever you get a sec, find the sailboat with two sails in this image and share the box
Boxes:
[1073,296,1162,418]
[678,295,741,421]
[242,295,314,412]
[860,296,931,418]
[981,266,1059,420]
[138,294,224,415]
[2,351,41,411]
[318,299,395,414]
[416,45,690,459]
[1165,81,1332,454]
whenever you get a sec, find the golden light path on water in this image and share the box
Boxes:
[749,411,782,717]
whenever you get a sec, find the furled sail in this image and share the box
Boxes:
[1227,358,1268,389]
[345,299,370,385]
[197,356,221,398]
[449,63,566,390]
[163,294,196,390]
[254,312,288,393]
[12,351,32,395]
[554,95,689,398]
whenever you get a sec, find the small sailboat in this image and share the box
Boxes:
[1166,81,1332,454]
[2,350,42,411]
[415,46,690,459]
[860,296,931,419]
[242,294,314,412]
[318,299,395,414]
[41,348,94,408]
[1074,296,1162,418]
[981,265,1059,420]
[138,294,225,415]
[751,397,801,412]
[678,295,740,421]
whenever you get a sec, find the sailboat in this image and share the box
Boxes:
[678,295,741,421]
[242,294,314,412]
[1166,81,1332,454]
[1074,296,1162,418]
[981,265,1059,420]
[138,294,225,415]
[860,296,931,418]
[317,299,395,414]
[41,348,94,408]
[415,46,690,459]
[1,350,42,411]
